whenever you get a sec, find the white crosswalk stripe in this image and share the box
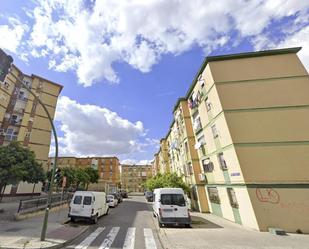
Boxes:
[123,227,136,249]
[75,227,105,249]
[144,228,157,249]
[98,226,120,249]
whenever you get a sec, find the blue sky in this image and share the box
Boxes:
[0,0,308,164]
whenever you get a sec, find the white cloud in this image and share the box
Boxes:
[276,26,309,71]
[0,17,28,53]
[18,0,308,86]
[53,96,152,157]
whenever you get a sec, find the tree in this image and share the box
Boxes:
[84,167,99,190]
[145,173,190,194]
[0,142,45,200]
[75,168,90,190]
[62,167,76,191]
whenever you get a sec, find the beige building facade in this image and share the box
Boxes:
[0,60,62,196]
[154,47,309,233]
[121,164,152,192]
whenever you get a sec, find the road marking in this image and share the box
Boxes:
[144,228,157,249]
[99,227,120,249]
[123,227,135,249]
[75,227,105,249]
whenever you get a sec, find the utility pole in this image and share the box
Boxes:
[0,49,59,241]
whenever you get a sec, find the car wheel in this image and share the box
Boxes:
[70,217,75,223]
[105,208,109,215]
[92,215,98,224]
[185,224,191,228]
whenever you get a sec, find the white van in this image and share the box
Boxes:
[153,188,191,228]
[69,191,109,223]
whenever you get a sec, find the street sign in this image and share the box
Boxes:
[0,49,13,82]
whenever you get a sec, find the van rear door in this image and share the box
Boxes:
[160,193,188,219]
[82,195,93,217]
[70,194,83,216]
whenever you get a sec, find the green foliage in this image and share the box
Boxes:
[55,166,99,191]
[0,142,45,188]
[145,173,190,194]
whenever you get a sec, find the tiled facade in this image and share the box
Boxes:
[121,164,152,192]
[153,47,309,233]
[0,59,62,196]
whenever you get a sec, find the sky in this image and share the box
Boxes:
[0,0,308,164]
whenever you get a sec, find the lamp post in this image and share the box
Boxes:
[0,49,59,241]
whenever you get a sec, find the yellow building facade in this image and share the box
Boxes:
[121,164,152,192]
[165,99,209,212]
[0,62,62,196]
[154,47,309,233]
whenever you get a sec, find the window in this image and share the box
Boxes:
[211,124,219,138]
[110,165,113,171]
[184,141,189,159]
[160,194,186,206]
[198,74,205,88]
[207,187,220,204]
[83,196,92,205]
[197,135,206,155]
[187,163,193,175]
[5,128,18,141]
[202,158,214,172]
[205,97,212,111]
[227,188,238,208]
[73,195,82,204]
[218,152,227,170]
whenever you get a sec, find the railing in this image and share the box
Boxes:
[17,192,74,214]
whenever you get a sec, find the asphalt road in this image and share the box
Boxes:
[65,195,163,249]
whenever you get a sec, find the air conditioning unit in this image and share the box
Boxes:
[198,173,206,181]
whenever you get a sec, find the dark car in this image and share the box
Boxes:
[120,190,128,198]
[145,191,153,202]
[113,192,123,203]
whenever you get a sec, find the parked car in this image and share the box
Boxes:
[69,191,109,224]
[120,190,128,198]
[153,188,191,228]
[112,192,123,203]
[145,191,153,202]
[107,194,118,207]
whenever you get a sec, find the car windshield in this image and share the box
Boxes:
[83,196,92,205]
[107,195,113,200]
[160,194,186,206]
[73,195,82,204]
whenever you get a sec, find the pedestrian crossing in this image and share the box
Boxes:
[71,227,158,249]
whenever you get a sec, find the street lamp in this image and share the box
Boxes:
[0,49,59,241]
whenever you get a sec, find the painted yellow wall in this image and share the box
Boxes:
[235,144,309,183]
[225,108,309,143]
[216,77,309,110]
[248,188,309,233]
[209,53,308,83]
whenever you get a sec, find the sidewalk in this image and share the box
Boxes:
[0,205,88,249]
[158,212,309,249]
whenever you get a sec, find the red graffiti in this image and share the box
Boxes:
[256,188,280,204]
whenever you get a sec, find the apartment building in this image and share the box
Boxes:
[0,58,62,196]
[165,98,209,212]
[48,156,121,192]
[152,153,160,176]
[157,138,170,174]
[121,164,152,192]
[154,47,309,233]
[185,47,309,232]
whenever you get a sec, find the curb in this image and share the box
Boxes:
[0,225,89,249]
